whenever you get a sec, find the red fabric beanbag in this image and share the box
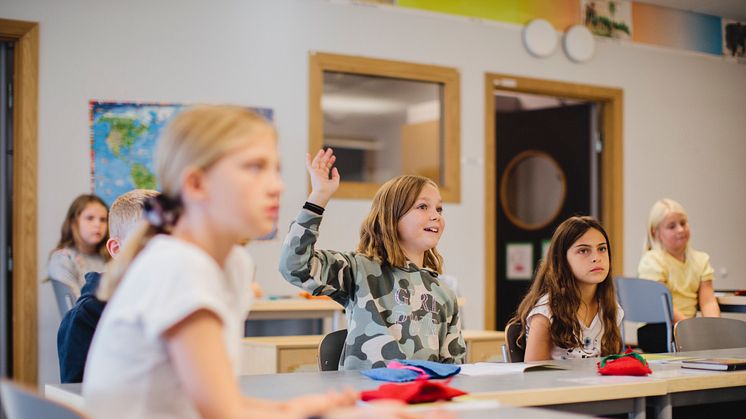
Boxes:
[360,378,467,404]
[597,351,652,376]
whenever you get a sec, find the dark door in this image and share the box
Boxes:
[496,103,595,330]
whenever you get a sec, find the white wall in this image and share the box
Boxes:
[2,0,745,385]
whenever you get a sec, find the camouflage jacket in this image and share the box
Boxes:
[279,209,466,370]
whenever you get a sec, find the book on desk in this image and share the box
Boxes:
[681,358,746,371]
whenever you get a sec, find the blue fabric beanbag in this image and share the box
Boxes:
[361,359,461,382]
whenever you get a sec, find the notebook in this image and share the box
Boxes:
[681,358,746,371]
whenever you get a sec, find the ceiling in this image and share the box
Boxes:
[635,0,746,21]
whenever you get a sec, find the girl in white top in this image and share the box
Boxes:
[48,194,110,296]
[82,106,360,419]
[638,198,720,322]
[511,216,624,361]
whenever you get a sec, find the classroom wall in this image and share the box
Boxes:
[2,0,745,385]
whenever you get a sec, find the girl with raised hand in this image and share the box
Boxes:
[279,148,465,370]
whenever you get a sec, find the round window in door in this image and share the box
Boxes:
[500,150,566,230]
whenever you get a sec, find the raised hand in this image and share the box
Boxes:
[306,148,341,208]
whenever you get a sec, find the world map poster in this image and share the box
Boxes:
[90,101,274,207]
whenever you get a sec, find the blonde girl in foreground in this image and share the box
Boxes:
[83,106,363,419]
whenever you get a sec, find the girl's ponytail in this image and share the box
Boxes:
[97,195,182,301]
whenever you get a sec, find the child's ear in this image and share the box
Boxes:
[106,237,120,258]
[650,227,657,240]
[181,167,208,201]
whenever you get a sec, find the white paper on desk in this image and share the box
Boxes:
[459,362,560,376]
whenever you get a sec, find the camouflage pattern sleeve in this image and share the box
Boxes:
[441,303,466,364]
[278,209,358,306]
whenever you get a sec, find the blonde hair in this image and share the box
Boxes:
[98,106,276,300]
[108,189,160,240]
[356,175,444,273]
[645,198,688,252]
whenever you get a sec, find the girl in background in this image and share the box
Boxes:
[83,107,358,419]
[48,194,109,296]
[511,216,623,361]
[279,148,465,370]
[636,198,719,353]
[639,198,720,322]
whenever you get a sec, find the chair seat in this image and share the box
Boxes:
[1,379,87,419]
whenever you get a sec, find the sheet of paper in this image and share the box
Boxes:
[459,362,559,376]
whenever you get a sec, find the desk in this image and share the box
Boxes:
[716,294,746,313]
[247,297,467,332]
[42,382,590,419]
[239,330,505,375]
[46,348,746,419]
[248,298,344,331]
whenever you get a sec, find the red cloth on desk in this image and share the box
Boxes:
[360,378,467,404]
[597,350,652,376]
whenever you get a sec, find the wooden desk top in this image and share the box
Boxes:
[251,298,343,312]
[45,348,746,414]
[649,347,746,393]
[717,295,746,305]
[241,329,504,348]
[250,297,467,312]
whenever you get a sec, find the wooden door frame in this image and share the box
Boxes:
[484,73,623,331]
[0,18,39,384]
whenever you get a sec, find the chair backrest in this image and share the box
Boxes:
[504,321,525,363]
[614,277,675,352]
[0,379,87,419]
[318,329,347,371]
[674,317,746,351]
[50,278,77,317]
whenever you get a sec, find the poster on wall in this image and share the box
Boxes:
[582,0,632,39]
[723,19,746,61]
[89,101,275,236]
[506,242,534,280]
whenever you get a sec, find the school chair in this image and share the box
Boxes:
[0,379,87,419]
[502,321,525,363]
[614,277,675,352]
[674,317,746,352]
[318,329,347,371]
[50,278,77,317]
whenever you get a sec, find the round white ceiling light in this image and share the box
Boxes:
[564,24,596,63]
[522,19,558,58]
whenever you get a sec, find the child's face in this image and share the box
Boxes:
[655,212,690,255]
[396,183,444,259]
[76,202,108,248]
[202,133,283,241]
[566,228,609,286]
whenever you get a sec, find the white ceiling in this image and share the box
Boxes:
[635,0,746,21]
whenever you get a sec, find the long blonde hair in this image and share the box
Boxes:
[97,106,276,300]
[356,175,444,273]
[644,198,689,252]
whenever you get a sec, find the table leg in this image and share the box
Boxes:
[628,397,646,419]
[650,394,672,419]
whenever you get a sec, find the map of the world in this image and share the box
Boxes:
[90,101,273,207]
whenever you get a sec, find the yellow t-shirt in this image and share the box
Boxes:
[637,248,714,319]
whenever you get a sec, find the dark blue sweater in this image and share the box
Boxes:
[57,271,106,383]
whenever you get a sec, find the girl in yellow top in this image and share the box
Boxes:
[638,198,720,323]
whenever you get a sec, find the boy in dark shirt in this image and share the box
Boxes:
[57,189,158,383]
